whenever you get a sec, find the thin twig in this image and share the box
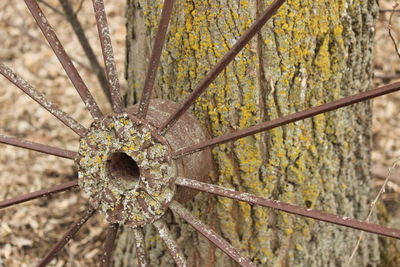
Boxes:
[388,3,400,59]
[37,0,111,103]
[38,0,84,17]
[346,158,400,265]
[75,0,84,16]
[57,0,112,105]
[38,0,64,16]
[373,164,400,185]
[346,7,400,249]
[39,0,128,106]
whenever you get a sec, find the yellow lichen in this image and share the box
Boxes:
[134,0,371,265]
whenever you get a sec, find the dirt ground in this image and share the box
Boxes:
[0,0,400,266]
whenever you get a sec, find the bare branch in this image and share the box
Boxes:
[57,0,113,105]
[347,159,400,265]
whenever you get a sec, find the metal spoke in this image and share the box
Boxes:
[174,81,400,158]
[24,0,103,120]
[175,177,400,239]
[0,181,78,210]
[158,0,287,134]
[58,0,113,104]
[133,227,148,267]
[0,63,86,136]
[91,0,123,113]
[37,207,96,267]
[153,219,188,267]
[137,0,176,119]
[0,134,77,159]
[169,201,255,267]
[100,224,119,267]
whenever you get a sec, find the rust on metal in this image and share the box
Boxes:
[137,0,176,119]
[73,98,211,227]
[100,223,119,267]
[57,0,113,104]
[38,207,96,266]
[133,227,148,267]
[76,112,176,227]
[174,81,400,158]
[24,0,103,120]
[153,219,188,267]
[0,63,86,136]
[0,180,78,209]
[92,0,123,113]
[127,98,213,203]
[175,177,400,239]
[158,0,287,134]
[169,201,255,267]
[0,134,77,159]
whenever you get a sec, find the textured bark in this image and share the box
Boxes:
[116,0,380,266]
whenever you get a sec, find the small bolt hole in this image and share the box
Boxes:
[106,152,140,182]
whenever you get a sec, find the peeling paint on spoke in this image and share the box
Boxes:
[24,0,103,120]
[137,0,176,119]
[175,177,400,239]
[0,134,77,159]
[0,63,86,136]
[173,81,400,158]
[153,219,188,267]
[37,207,96,267]
[0,181,78,210]
[169,201,255,267]
[100,224,119,267]
[92,0,123,113]
[133,227,148,267]
[158,0,287,134]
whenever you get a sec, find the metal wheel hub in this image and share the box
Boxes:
[76,113,176,227]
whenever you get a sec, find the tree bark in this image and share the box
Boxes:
[116,0,381,266]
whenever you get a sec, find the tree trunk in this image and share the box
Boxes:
[115,0,380,266]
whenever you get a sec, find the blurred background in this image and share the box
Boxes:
[0,0,400,266]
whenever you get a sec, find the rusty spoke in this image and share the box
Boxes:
[0,63,86,136]
[0,180,78,210]
[175,177,400,239]
[137,0,176,119]
[0,134,77,159]
[24,0,103,120]
[38,207,96,267]
[158,0,286,134]
[174,81,400,158]
[100,224,119,267]
[58,0,113,105]
[169,201,255,267]
[153,219,188,267]
[92,0,123,113]
[133,227,148,267]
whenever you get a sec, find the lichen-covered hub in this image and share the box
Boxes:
[76,113,176,227]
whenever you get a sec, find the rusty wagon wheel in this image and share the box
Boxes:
[1,0,400,266]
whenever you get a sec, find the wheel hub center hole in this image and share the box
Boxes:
[106,152,140,183]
